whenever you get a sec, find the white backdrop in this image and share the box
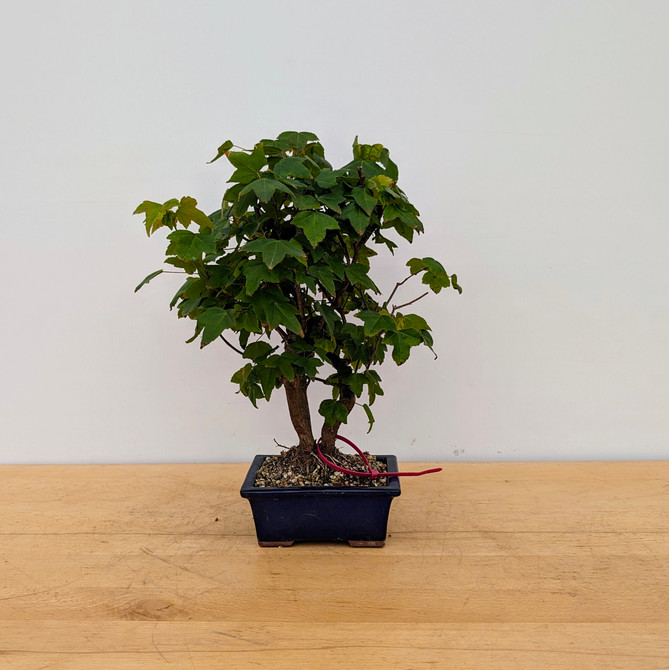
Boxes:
[1,1,668,464]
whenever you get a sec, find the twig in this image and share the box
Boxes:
[383,274,413,309]
[351,229,374,264]
[336,232,351,263]
[392,291,429,313]
[311,377,336,386]
[274,326,296,352]
[218,334,244,356]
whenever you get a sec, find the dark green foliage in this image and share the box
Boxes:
[134,132,460,436]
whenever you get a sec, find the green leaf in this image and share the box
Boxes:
[317,193,343,213]
[243,262,280,295]
[407,257,443,275]
[361,160,385,179]
[318,399,349,427]
[266,354,296,381]
[343,373,366,397]
[407,257,454,294]
[315,169,341,188]
[209,139,233,164]
[292,356,322,378]
[308,266,336,296]
[316,301,338,337]
[268,302,303,336]
[352,187,377,216]
[134,199,179,236]
[364,370,384,405]
[328,257,347,280]
[379,148,399,180]
[293,193,321,210]
[235,306,261,333]
[385,330,421,365]
[273,156,311,179]
[241,178,293,203]
[256,365,280,399]
[398,209,423,232]
[368,174,395,190]
[134,269,163,293]
[383,204,403,224]
[166,230,217,260]
[231,363,253,384]
[353,138,385,162]
[243,341,274,361]
[279,358,296,381]
[451,273,463,294]
[170,278,193,309]
[396,313,430,331]
[276,131,319,151]
[422,272,451,293]
[341,203,370,235]
[357,310,397,336]
[176,298,200,318]
[243,238,305,269]
[345,263,380,292]
[175,196,213,230]
[227,145,266,184]
[362,403,375,433]
[251,289,303,335]
[291,210,339,247]
[197,307,235,347]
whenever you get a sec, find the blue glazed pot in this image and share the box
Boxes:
[240,454,401,547]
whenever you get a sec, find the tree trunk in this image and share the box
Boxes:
[283,375,315,454]
[319,387,357,456]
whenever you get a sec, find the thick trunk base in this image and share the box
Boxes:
[283,376,315,454]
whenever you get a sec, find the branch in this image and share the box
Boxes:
[336,231,351,263]
[311,377,337,386]
[383,274,413,309]
[351,228,374,264]
[274,326,297,353]
[392,291,429,314]
[218,334,244,356]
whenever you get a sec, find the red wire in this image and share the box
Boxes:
[316,435,443,479]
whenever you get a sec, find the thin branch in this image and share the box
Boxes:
[336,231,351,264]
[311,377,337,386]
[218,334,244,356]
[392,291,429,314]
[274,326,296,353]
[351,229,374,264]
[355,286,371,310]
[383,274,414,309]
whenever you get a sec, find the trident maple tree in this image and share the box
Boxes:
[134,132,461,458]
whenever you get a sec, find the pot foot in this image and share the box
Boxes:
[258,540,294,547]
[348,540,385,548]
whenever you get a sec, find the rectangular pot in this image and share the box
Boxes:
[240,454,401,547]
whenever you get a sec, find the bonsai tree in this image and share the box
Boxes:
[134,131,461,462]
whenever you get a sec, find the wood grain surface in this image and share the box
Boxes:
[0,461,667,668]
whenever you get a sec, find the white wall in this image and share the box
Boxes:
[2,1,668,464]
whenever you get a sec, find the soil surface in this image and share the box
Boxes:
[254,446,389,487]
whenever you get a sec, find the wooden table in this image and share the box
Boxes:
[0,461,667,669]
